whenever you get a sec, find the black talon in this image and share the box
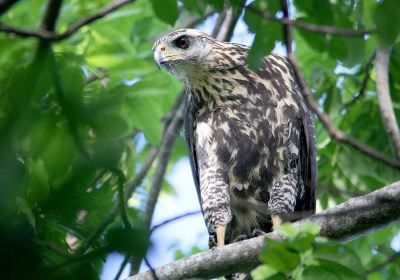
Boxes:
[252,228,266,237]
[232,234,248,243]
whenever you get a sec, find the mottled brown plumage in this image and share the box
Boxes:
[153,29,316,247]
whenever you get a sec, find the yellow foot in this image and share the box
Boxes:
[272,215,282,230]
[216,225,227,246]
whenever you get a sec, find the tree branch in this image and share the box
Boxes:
[128,181,400,280]
[150,210,201,234]
[342,51,375,109]
[278,0,400,169]
[0,0,134,41]
[375,46,400,160]
[246,5,374,38]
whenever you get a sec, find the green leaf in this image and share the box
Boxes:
[260,238,301,272]
[374,0,400,46]
[300,223,321,235]
[312,241,366,279]
[251,265,279,280]
[276,223,299,239]
[244,2,282,70]
[150,0,178,25]
[290,232,315,253]
[26,158,50,206]
[303,265,341,280]
[92,114,130,139]
[181,0,206,14]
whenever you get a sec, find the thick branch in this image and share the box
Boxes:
[129,181,400,280]
[247,5,373,38]
[0,0,133,41]
[375,46,400,160]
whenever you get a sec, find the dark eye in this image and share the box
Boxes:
[174,36,190,49]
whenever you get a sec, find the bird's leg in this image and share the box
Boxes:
[272,214,282,230]
[216,225,227,246]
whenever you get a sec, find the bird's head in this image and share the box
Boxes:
[153,29,247,81]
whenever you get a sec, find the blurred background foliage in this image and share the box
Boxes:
[0,0,399,279]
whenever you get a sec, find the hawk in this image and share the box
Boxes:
[153,29,316,247]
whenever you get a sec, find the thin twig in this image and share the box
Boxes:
[279,1,400,169]
[342,51,376,109]
[114,254,132,280]
[49,244,111,274]
[113,168,130,229]
[150,210,201,234]
[247,5,374,38]
[375,46,400,160]
[181,10,215,29]
[144,256,159,280]
[0,0,134,41]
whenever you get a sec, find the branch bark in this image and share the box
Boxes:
[128,181,400,280]
[375,46,400,160]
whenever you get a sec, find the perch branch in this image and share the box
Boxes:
[128,181,400,280]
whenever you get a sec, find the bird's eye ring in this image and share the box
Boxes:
[174,36,190,49]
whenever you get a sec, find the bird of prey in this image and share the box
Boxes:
[153,29,316,248]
